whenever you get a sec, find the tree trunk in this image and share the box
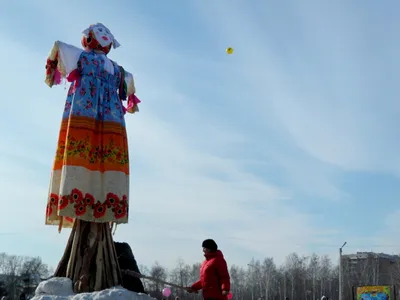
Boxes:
[54,219,122,293]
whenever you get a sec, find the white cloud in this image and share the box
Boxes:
[193,1,400,176]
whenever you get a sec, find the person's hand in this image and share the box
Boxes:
[222,290,229,296]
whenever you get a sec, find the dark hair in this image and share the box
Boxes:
[202,239,218,251]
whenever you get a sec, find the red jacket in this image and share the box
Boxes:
[191,250,231,300]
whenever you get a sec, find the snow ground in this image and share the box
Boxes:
[31,277,154,300]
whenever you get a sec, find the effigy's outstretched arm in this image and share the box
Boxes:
[122,70,141,114]
[45,41,83,87]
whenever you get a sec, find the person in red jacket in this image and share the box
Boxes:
[186,239,231,300]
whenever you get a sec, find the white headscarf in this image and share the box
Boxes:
[82,23,121,49]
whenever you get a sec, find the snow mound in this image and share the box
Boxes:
[32,277,154,300]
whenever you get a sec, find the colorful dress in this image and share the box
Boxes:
[44,41,138,228]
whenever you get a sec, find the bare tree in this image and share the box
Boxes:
[188,262,201,284]
[229,265,241,300]
[19,257,49,296]
[284,253,309,299]
[318,255,332,297]
[307,254,319,300]
[170,258,192,299]
[148,261,168,298]
[261,258,276,300]
[0,253,6,270]
[20,257,49,278]
[0,254,49,299]
[1,255,23,299]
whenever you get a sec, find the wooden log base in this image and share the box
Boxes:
[54,219,122,293]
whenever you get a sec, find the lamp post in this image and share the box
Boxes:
[338,242,347,300]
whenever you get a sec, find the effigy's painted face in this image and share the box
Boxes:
[90,23,114,48]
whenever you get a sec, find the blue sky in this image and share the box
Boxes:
[1,0,400,271]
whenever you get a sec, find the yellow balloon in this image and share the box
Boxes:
[226,47,234,54]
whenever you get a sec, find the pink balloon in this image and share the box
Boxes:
[162,287,172,297]
[227,292,233,299]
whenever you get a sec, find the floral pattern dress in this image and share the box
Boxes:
[45,41,137,228]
